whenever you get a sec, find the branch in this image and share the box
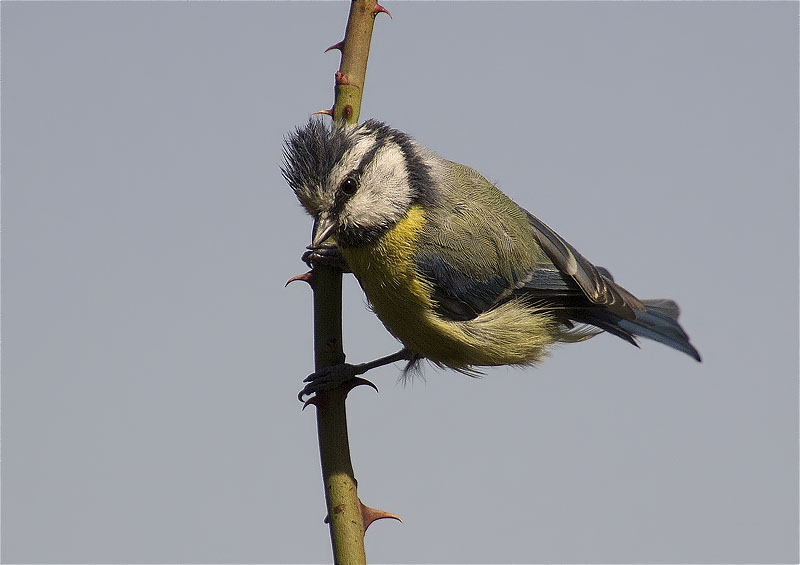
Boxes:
[304,2,394,564]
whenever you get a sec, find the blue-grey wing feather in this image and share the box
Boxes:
[415,252,525,321]
[523,209,645,319]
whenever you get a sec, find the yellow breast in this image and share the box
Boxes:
[340,205,438,352]
[340,204,558,369]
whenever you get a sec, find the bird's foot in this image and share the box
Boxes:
[298,363,378,402]
[302,244,350,272]
[297,349,411,403]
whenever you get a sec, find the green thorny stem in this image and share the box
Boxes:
[300,2,398,564]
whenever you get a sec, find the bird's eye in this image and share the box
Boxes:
[340,176,358,195]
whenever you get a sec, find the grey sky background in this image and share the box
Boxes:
[2,2,797,563]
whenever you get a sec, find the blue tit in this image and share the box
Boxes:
[283,119,700,397]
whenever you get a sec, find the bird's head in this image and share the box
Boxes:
[282,119,435,248]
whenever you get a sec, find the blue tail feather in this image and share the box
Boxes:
[583,298,701,361]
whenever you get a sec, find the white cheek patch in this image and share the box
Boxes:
[346,142,413,229]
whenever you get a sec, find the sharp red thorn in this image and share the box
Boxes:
[373,3,392,18]
[343,377,379,398]
[360,499,402,532]
[312,107,334,117]
[285,271,314,288]
[325,40,344,53]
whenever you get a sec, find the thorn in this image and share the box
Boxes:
[335,71,349,86]
[323,514,329,524]
[325,40,344,53]
[373,3,392,18]
[360,499,402,532]
[343,377,379,398]
[312,107,334,117]
[285,271,314,288]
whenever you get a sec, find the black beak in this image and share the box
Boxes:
[309,215,337,249]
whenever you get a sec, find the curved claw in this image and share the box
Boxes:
[343,377,379,397]
[301,395,319,409]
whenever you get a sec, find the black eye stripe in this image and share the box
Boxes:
[349,125,436,207]
[354,143,383,177]
[336,133,390,198]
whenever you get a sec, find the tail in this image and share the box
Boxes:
[580,298,702,362]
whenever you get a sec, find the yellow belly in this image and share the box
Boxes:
[340,205,440,354]
[340,205,559,369]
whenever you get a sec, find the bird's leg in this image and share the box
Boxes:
[302,243,351,272]
[298,348,413,402]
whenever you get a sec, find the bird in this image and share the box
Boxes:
[282,119,700,399]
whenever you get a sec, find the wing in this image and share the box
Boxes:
[413,161,644,322]
[415,251,529,321]
[522,209,645,320]
[413,164,544,321]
